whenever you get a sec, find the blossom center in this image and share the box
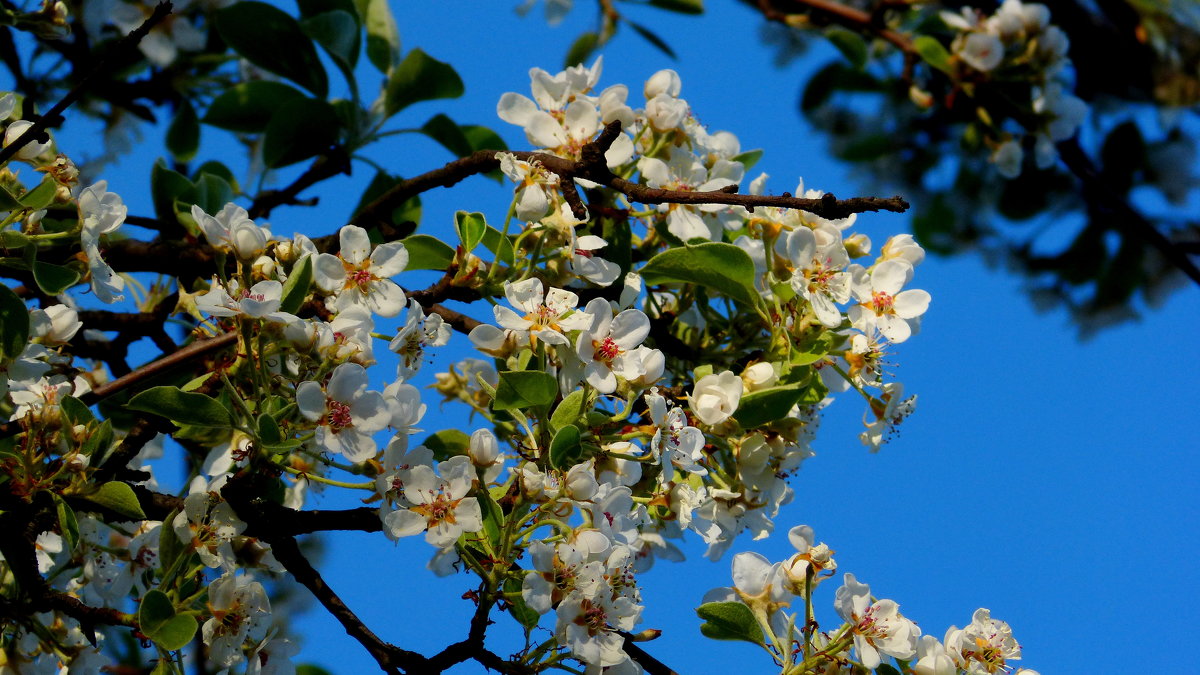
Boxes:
[325,400,353,432]
[593,337,622,362]
[869,290,895,315]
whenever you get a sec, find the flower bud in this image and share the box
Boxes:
[643,69,681,100]
[468,428,501,467]
[741,362,778,392]
[5,120,49,160]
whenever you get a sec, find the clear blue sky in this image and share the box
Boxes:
[57,1,1200,673]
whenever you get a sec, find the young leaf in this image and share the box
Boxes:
[0,282,29,362]
[733,385,809,428]
[138,589,177,635]
[215,2,329,98]
[420,113,472,157]
[18,178,57,210]
[82,481,147,520]
[503,576,541,631]
[548,424,584,470]
[564,32,598,69]
[492,371,558,411]
[60,395,95,425]
[639,242,762,309]
[203,81,307,134]
[550,389,586,431]
[825,26,869,70]
[166,100,200,162]
[355,0,400,73]
[422,429,471,461]
[628,20,677,59]
[279,254,314,314]
[476,487,504,547]
[150,614,198,651]
[126,386,233,428]
[150,161,193,225]
[383,49,464,117]
[914,36,953,74]
[262,98,340,168]
[301,10,361,80]
[402,235,455,271]
[256,413,283,445]
[52,494,79,552]
[480,226,516,265]
[454,211,487,252]
[696,601,765,645]
[32,261,80,295]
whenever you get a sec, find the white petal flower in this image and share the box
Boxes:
[834,573,920,668]
[296,363,390,462]
[689,371,743,426]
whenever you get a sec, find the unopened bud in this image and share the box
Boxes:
[843,233,872,258]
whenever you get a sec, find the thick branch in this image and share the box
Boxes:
[756,0,915,55]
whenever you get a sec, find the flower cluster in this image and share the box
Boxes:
[938,0,1087,177]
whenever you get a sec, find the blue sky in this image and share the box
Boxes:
[43,0,1200,673]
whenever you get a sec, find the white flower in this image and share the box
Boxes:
[201,573,271,668]
[860,381,917,451]
[992,138,1024,178]
[645,388,706,483]
[522,540,603,614]
[575,298,652,393]
[554,593,640,668]
[848,260,930,343]
[913,635,957,675]
[4,120,49,160]
[638,147,742,242]
[689,371,743,426]
[30,304,82,344]
[381,455,483,548]
[467,428,505,483]
[644,69,682,100]
[389,299,451,379]
[313,225,408,317]
[566,233,620,286]
[78,181,127,303]
[944,608,1022,674]
[776,225,851,328]
[190,203,271,261]
[958,32,1005,72]
[296,363,391,462]
[172,491,246,569]
[834,573,920,668]
[781,524,836,596]
[499,152,559,222]
[492,278,587,347]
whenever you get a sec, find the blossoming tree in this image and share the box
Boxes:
[0,0,1056,673]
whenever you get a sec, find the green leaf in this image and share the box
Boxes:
[279,254,313,314]
[18,178,57,210]
[420,113,472,157]
[564,32,598,69]
[0,229,29,250]
[0,282,29,362]
[477,487,503,546]
[504,576,540,631]
[639,242,762,308]
[733,385,810,428]
[126,386,233,428]
[0,187,22,211]
[52,494,79,552]
[191,161,239,192]
[550,389,586,431]
[150,161,193,224]
[263,98,340,168]
[82,481,147,520]
[481,226,516,265]
[82,419,113,458]
[914,35,953,74]
[696,601,764,645]
[402,235,455,271]
[166,100,200,162]
[203,81,307,134]
[180,372,213,393]
[627,20,677,59]
[151,614,197,651]
[461,125,507,181]
[158,508,186,573]
[731,149,763,171]
[548,424,583,470]
[138,589,176,634]
[189,173,237,216]
[493,371,558,411]
[351,171,421,231]
[422,429,471,461]
[355,0,400,73]
[383,49,464,117]
[60,395,95,426]
[648,0,703,14]
[296,665,336,675]
[32,261,80,295]
[215,2,329,98]
[454,211,487,252]
[257,413,283,445]
[875,665,902,675]
[302,10,360,85]
[825,26,868,69]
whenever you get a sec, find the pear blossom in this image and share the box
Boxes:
[575,297,652,393]
[944,608,1022,674]
[313,225,408,317]
[913,635,957,675]
[638,147,742,241]
[195,279,289,320]
[776,225,851,327]
[566,233,620,286]
[491,278,587,347]
[957,32,1005,71]
[522,540,604,614]
[4,119,49,160]
[389,299,451,379]
[296,363,391,462]
[834,573,920,668]
[190,203,271,261]
[781,525,836,596]
[172,491,246,569]
[201,572,271,668]
[554,593,641,668]
[689,370,743,426]
[381,455,483,548]
[848,260,930,343]
[645,388,706,483]
[29,304,81,344]
[467,428,505,483]
[499,152,559,221]
[78,181,127,303]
